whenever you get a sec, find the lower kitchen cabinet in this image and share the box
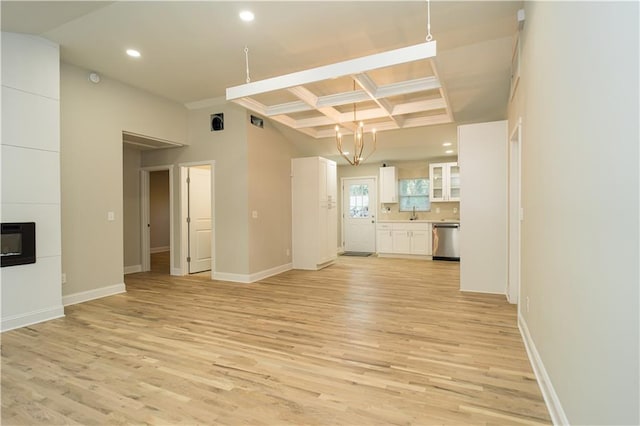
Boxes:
[377,222,432,256]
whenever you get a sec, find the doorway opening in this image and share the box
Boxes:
[341,176,377,254]
[180,162,215,277]
[508,118,522,305]
[140,165,175,274]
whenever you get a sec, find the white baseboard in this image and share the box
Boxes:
[214,263,292,284]
[518,313,569,425]
[124,264,142,274]
[337,246,345,254]
[170,267,183,276]
[1,305,65,332]
[63,283,126,307]
[376,253,431,260]
[248,263,292,282]
[150,246,170,254]
[213,271,251,283]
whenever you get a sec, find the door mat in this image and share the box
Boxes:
[341,252,373,257]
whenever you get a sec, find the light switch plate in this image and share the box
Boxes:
[107,211,115,221]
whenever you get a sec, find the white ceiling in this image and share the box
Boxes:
[1,1,522,161]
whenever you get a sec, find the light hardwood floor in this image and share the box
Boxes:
[1,256,551,425]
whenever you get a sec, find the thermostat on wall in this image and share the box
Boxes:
[211,113,224,131]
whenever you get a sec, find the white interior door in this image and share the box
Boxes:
[188,166,212,273]
[508,122,522,304]
[342,178,376,252]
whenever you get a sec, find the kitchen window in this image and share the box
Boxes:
[399,178,430,212]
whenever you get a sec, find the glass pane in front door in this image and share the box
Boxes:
[349,184,370,218]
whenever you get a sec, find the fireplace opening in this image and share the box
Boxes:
[1,222,36,267]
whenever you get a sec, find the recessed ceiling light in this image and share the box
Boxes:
[239,10,254,22]
[443,142,452,147]
[445,149,454,154]
[126,49,141,58]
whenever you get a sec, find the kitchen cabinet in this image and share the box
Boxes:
[379,166,398,203]
[376,224,394,253]
[429,162,460,202]
[292,156,337,270]
[377,222,431,256]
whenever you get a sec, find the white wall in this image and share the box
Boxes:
[247,116,299,275]
[142,102,250,276]
[458,121,508,295]
[142,103,304,279]
[60,63,187,302]
[1,32,64,330]
[510,2,639,424]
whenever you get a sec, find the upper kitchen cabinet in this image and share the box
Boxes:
[379,166,398,203]
[429,162,460,202]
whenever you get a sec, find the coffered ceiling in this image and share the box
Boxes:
[1,1,522,159]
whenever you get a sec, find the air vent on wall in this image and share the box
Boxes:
[250,115,264,128]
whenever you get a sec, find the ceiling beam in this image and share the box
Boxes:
[353,73,401,128]
[261,76,442,117]
[265,101,312,116]
[231,97,268,115]
[287,86,357,132]
[226,41,436,100]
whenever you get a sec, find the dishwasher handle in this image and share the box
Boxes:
[434,223,460,229]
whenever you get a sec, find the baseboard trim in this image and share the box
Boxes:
[150,246,170,254]
[63,283,127,307]
[213,271,250,283]
[518,312,569,425]
[376,253,431,260]
[214,263,292,284]
[248,263,292,282]
[1,305,65,332]
[170,267,183,276]
[124,264,142,274]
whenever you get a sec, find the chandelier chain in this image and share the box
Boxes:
[426,0,433,42]
[244,46,251,83]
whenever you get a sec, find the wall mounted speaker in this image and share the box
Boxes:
[211,113,224,131]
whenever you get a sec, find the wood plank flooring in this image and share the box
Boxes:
[1,256,551,425]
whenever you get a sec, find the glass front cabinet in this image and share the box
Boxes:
[429,162,460,202]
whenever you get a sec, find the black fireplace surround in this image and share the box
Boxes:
[1,222,36,267]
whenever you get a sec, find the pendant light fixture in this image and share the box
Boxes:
[335,81,377,166]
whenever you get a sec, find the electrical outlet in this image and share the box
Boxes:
[252,210,258,219]
[436,207,441,214]
[526,296,530,313]
[453,207,458,214]
[61,273,67,285]
[107,211,115,221]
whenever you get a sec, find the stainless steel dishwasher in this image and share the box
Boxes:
[432,223,460,261]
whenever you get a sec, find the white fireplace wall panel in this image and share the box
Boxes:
[1,32,64,331]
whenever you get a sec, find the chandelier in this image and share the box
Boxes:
[335,87,377,166]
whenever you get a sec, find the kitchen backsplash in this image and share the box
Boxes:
[379,201,459,221]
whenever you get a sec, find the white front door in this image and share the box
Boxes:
[188,166,212,273]
[342,178,377,252]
